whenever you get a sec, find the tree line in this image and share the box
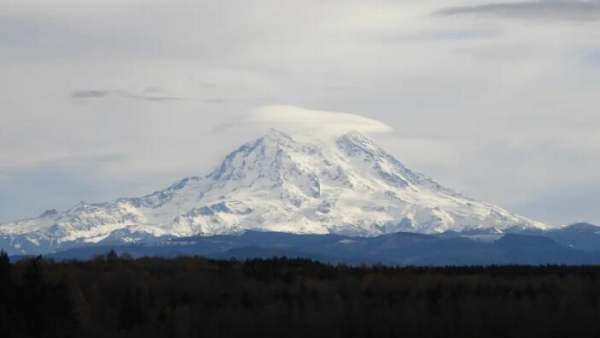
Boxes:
[2,250,600,337]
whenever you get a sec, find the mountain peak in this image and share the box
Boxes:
[336,130,385,157]
[39,209,59,218]
[264,128,294,141]
[251,129,298,149]
[0,129,549,255]
[338,130,375,144]
[255,129,377,152]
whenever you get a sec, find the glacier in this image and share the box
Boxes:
[0,129,549,255]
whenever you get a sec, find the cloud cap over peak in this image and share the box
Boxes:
[217,105,394,137]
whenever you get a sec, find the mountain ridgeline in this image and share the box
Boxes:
[27,223,600,265]
[0,129,552,258]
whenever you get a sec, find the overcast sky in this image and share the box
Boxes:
[1,0,599,226]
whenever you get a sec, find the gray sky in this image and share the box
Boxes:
[1,0,599,226]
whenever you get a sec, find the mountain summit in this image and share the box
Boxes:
[0,130,548,254]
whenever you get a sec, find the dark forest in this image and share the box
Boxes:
[2,250,600,338]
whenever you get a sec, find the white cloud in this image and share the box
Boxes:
[218,105,393,137]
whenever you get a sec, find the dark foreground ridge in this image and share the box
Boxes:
[3,251,600,338]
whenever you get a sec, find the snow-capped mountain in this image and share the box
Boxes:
[0,129,549,255]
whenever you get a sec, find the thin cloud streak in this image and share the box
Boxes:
[71,89,184,102]
[70,89,273,104]
[437,0,600,21]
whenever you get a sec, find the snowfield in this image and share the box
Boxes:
[0,129,549,254]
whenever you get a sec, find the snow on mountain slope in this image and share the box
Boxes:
[0,129,549,254]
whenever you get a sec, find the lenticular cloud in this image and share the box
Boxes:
[221,105,394,136]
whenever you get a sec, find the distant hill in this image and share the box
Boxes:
[22,223,600,266]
